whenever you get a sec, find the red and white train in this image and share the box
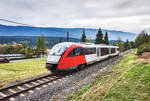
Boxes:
[46,42,119,72]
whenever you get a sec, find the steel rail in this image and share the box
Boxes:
[0,73,68,100]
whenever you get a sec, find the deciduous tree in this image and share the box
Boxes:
[23,41,28,49]
[135,30,149,47]
[25,47,33,58]
[116,37,124,52]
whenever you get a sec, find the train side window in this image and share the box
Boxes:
[89,48,92,54]
[86,48,89,54]
[94,48,96,54]
[80,48,84,55]
[101,48,104,56]
[68,49,75,57]
[91,48,94,54]
[84,48,86,54]
[75,48,80,56]
[68,48,83,57]
[101,48,109,56]
[111,48,115,53]
[84,48,96,55]
[85,48,96,55]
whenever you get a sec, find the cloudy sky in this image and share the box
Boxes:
[0,0,150,34]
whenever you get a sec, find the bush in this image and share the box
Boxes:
[19,48,25,54]
[137,42,150,55]
[25,47,33,58]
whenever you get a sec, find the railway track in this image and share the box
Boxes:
[0,56,119,101]
[0,50,131,101]
[0,73,71,101]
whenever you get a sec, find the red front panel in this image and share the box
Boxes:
[57,45,86,69]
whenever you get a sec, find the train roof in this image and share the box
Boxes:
[55,42,119,48]
[55,42,77,47]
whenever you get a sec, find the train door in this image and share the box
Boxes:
[97,48,101,57]
[58,47,86,69]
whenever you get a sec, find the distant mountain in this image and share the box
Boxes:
[0,24,137,41]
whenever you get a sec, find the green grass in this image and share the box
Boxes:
[0,59,49,86]
[66,50,150,101]
[103,60,150,101]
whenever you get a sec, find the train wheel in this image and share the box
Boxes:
[51,70,59,74]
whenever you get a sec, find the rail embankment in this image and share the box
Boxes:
[67,49,150,101]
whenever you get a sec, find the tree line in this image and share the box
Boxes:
[112,38,135,52]
[81,28,134,52]
[0,36,80,49]
[81,28,109,45]
[2,28,149,57]
[112,30,150,54]
[0,34,46,58]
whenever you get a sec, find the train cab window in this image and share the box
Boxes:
[68,48,84,57]
[49,45,67,56]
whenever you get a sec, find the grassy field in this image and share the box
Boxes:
[0,58,49,87]
[66,50,150,101]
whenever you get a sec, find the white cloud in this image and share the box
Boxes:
[0,0,150,33]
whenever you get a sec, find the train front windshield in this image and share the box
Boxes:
[49,45,67,56]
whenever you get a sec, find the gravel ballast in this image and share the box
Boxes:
[15,50,131,101]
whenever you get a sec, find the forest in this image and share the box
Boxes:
[0,36,80,48]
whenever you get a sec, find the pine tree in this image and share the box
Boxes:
[81,28,86,42]
[124,39,129,50]
[117,37,124,52]
[41,34,46,54]
[125,39,130,50]
[36,36,42,56]
[59,38,62,43]
[36,34,46,57]
[104,32,109,45]
[67,32,69,42]
[95,28,104,44]
[130,41,135,48]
